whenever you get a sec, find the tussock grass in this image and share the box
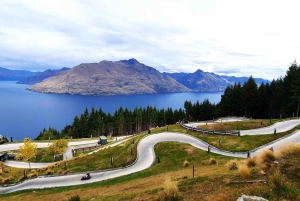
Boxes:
[27,170,38,178]
[158,177,181,201]
[46,169,54,175]
[209,158,217,165]
[256,149,276,169]
[238,163,250,179]
[245,157,256,167]
[276,142,300,159]
[225,159,239,170]
[268,168,283,190]
[183,160,189,167]
[1,176,13,183]
[17,175,25,182]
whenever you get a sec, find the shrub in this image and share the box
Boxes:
[238,163,250,179]
[225,159,239,170]
[209,158,217,165]
[57,169,63,174]
[158,177,181,201]
[183,160,189,167]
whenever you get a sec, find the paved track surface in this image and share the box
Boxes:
[1,120,300,194]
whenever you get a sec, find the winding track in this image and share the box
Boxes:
[1,119,300,194]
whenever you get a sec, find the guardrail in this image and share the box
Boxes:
[72,145,100,155]
[180,122,240,136]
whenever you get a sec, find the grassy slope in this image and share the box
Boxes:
[1,119,300,200]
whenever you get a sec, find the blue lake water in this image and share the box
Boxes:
[0,81,222,140]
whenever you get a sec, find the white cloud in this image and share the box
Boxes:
[0,0,299,80]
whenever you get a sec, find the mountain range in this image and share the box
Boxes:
[17,68,70,85]
[1,59,270,95]
[163,70,268,92]
[0,67,36,81]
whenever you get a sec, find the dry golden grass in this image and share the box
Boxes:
[209,158,217,165]
[245,157,256,167]
[158,177,180,201]
[223,177,232,185]
[276,142,300,159]
[46,169,54,175]
[17,175,25,182]
[238,163,250,179]
[183,160,189,167]
[225,159,239,170]
[256,149,276,169]
[27,170,38,178]
[1,176,12,183]
[268,168,283,190]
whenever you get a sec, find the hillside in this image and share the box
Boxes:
[17,67,70,85]
[0,67,36,81]
[28,59,190,95]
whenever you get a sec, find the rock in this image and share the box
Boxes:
[236,194,268,201]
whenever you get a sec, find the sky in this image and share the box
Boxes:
[0,0,299,80]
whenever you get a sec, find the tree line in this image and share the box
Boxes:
[218,61,300,119]
[36,61,300,140]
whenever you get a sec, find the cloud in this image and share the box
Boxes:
[0,0,299,80]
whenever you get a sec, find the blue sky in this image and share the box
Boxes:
[0,0,299,80]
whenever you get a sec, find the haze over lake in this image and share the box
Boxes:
[0,81,222,140]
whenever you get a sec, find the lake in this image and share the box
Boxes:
[0,81,223,140]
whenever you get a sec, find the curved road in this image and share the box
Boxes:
[1,120,300,194]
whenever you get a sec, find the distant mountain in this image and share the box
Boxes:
[0,67,37,81]
[28,59,191,96]
[221,75,269,85]
[17,67,70,85]
[163,70,270,92]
